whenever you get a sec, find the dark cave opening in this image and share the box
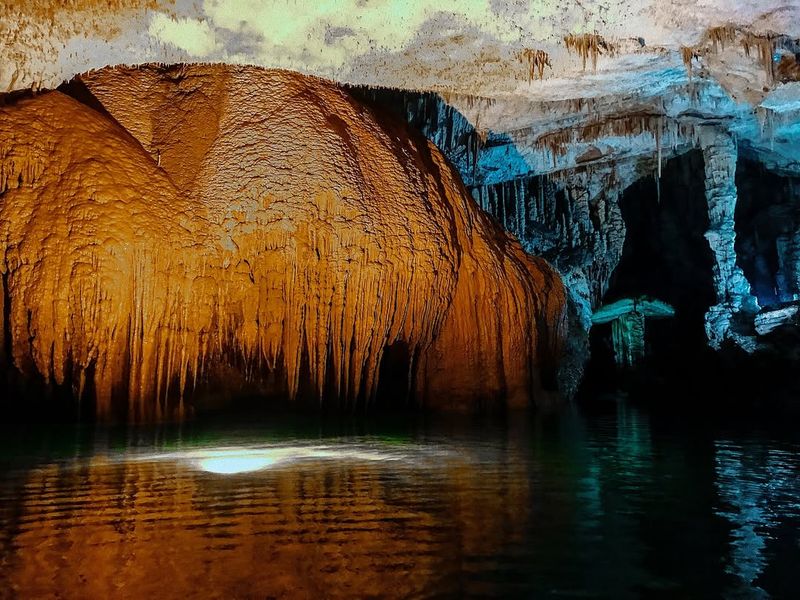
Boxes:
[288,341,416,413]
[374,341,414,409]
[735,158,800,308]
[579,151,800,413]
[584,150,718,388]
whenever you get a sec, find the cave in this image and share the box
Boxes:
[735,158,800,307]
[585,151,718,389]
[1,2,800,599]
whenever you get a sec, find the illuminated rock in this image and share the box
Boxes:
[0,66,567,419]
[700,129,760,350]
[592,297,675,367]
[754,302,800,336]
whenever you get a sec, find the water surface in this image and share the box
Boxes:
[0,406,798,599]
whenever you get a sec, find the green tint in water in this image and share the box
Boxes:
[0,407,798,599]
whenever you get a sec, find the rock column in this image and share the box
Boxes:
[700,128,759,349]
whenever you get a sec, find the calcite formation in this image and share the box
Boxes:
[3,2,800,354]
[754,303,800,336]
[358,84,800,363]
[0,65,567,420]
[700,129,760,349]
[592,297,675,367]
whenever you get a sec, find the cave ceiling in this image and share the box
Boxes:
[3,1,800,173]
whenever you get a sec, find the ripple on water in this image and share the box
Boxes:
[0,415,798,599]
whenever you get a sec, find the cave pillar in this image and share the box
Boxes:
[700,128,759,349]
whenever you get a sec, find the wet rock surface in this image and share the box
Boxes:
[0,65,567,420]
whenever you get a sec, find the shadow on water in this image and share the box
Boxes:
[0,402,798,599]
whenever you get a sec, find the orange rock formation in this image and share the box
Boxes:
[0,65,566,420]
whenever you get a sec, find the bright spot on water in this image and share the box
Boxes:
[174,443,423,475]
[197,451,280,474]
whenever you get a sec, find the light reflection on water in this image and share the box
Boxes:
[715,440,800,599]
[136,442,439,474]
[0,409,798,599]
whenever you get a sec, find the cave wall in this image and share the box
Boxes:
[597,150,717,367]
[0,4,798,414]
[357,89,800,368]
[0,65,567,420]
[354,88,641,326]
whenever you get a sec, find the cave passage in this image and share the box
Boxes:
[3,3,800,598]
[735,158,800,307]
[587,150,717,382]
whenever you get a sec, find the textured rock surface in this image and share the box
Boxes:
[4,2,800,179]
[357,87,800,361]
[754,303,800,335]
[355,90,640,316]
[2,1,800,398]
[4,1,799,101]
[0,66,567,419]
[700,129,760,348]
[592,297,675,366]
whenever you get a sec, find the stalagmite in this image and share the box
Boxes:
[700,128,760,349]
[0,65,567,419]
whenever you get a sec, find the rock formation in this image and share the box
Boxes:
[2,1,800,405]
[699,129,760,349]
[355,70,800,363]
[591,297,675,367]
[0,65,567,420]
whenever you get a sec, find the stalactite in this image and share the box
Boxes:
[688,26,788,82]
[563,33,617,71]
[517,48,551,82]
[655,116,663,202]
[776,53,800,82]
[741,33,778,83]
[535,113,670,158]
[707,25,738,51]
[756,106,776,148]
[680,46,697,77]
[465,164,629,337]
[0,65,567,419]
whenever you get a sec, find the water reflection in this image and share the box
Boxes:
[0,431,528,599]
[197,452,279,473]
[715,439,800,598]
[0,410,798,599]
[147,443,433,474]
